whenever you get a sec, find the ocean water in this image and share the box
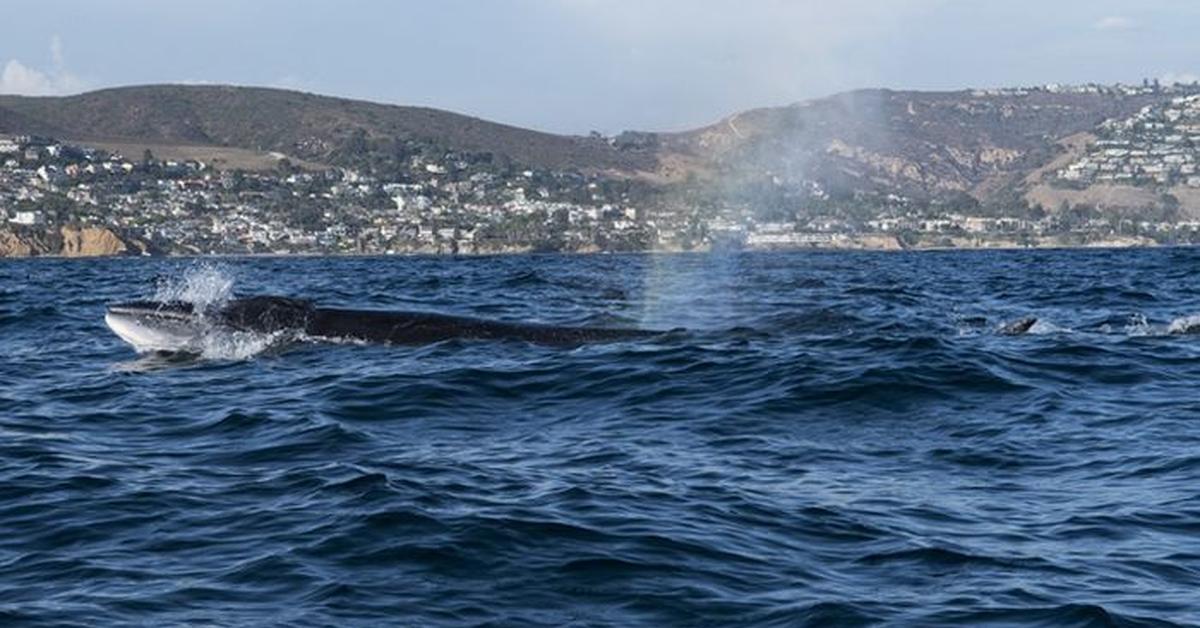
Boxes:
[3,249,1200,627]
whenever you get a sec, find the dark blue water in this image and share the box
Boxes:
[3,249,1200,626]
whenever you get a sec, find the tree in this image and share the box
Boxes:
[1160,193,1181,221]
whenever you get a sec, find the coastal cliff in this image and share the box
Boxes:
[0,226,146,257]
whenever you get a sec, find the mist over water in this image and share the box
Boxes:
[3,250,1200,626]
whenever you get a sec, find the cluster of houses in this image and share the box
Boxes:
[0,134,693,254]
[7,123,1200,255]
[970,79,1193,99]
[1058,94,1200,187]
[707,210,1200,249]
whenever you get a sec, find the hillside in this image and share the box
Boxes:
[3,83,1200,217]
[0,85,657,174]
[663,88,1173,210]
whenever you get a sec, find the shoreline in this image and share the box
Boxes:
[2,240,1193,260]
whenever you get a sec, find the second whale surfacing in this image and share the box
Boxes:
[105,295,663,354]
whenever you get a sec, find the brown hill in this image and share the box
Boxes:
[0,84,656,174]
[664,88,1163,203]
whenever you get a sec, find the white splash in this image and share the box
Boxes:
[139,263,286,360]
[1026,319,1070,335]
[1124,313,1155,337]
[153,263,234,311]
[1167,314,1200,335]
[196,328,290,361]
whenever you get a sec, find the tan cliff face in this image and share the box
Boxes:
[59,226,129,257]
[0,226,142,257]
[0,230,36,257]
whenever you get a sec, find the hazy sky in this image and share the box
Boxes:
[3,1,1199,134]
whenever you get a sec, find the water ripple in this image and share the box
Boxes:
[2,250,1200,625]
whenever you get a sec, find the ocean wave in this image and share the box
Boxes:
[5,250,1200,625]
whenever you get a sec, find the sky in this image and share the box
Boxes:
[2,0,1199,134]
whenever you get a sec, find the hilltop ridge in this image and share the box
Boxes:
[0,84,656,174]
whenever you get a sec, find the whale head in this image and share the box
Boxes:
[105,296,315,353]
[104,300,208,353]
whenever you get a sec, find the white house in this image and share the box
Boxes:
[9,211,41,225]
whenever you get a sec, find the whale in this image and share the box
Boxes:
[105,296,662,353]
[996,316,1038,336]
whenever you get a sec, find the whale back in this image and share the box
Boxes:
[306,307,659,345]
[997,316,1038,336]
[218,296,316,334]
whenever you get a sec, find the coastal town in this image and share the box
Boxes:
[8,82,1200,256]
[1058,92,1200,187]
[0,134,667,255]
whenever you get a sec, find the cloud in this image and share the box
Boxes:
[2,60,55,95]
[1093,15,1135,31]
[1160,71,1200,86]
[0,35,87,95]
